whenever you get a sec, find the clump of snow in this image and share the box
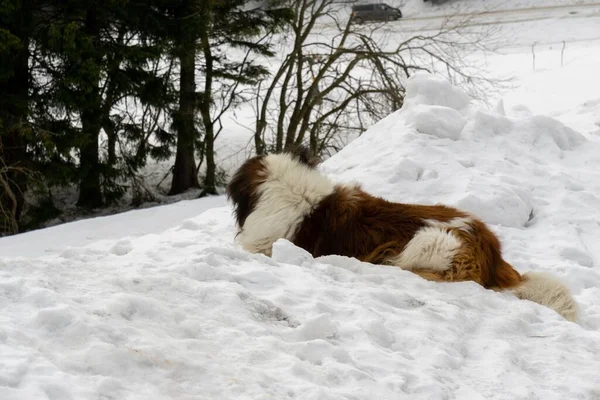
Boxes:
[580,98,600,137]
[404,105,467,140]
[404,73,472,112]
[2,73,600,399]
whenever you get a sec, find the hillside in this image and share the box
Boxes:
[1,73,599,400]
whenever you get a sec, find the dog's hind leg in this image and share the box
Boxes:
[360,236,486,286]
[406,253,485,285]
[380,239,488,285]
[361,239,464,283]
[410,270,447,282]
[442,250,487,285]
[361,241,407,265]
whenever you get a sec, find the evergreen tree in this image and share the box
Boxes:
[39,0,173,208]
[165,0,292,196]
[0,0,291,235]
[164,0,202,195]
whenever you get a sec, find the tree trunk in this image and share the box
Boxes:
[103,29,126,169]
[199,19,217,196]
[169,13,200,195]
[77,7,104,208]
[201,133,217,196]
[309,123,319,156]
[254,126,266,155]
[106,123,117,166]
[76,119,103,208]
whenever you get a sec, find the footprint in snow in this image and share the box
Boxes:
[295,339,350,366]
[110,239,133,256]
[293,313,338,342]
[560,247,594,268]
[238,292,299,328]
[178,219,204,231]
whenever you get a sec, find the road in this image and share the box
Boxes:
[364,2,600,48]
[397,2,600,32]
[319,2,600,47]
[404,2,600,22]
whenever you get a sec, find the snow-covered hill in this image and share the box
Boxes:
[2,73,599,400]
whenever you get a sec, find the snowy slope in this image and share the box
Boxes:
[0,196,227,259]
[2,73,600,400]
[494,42,600,138]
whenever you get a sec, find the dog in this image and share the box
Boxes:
[226,146,578,321]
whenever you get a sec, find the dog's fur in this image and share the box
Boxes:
[226,146,578,322]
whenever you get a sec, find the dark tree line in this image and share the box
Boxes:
[1,0,494,236]
[0,0,292,235]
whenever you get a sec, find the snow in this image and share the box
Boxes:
[2,71,600,399]
[400,76,472,141]
[0,196,226,259]
[494,42,600,138]
[4,0,600,397]
[405,75,472,111]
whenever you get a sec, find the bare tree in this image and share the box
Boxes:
[252,0,504,157]
[0,137,35,235]
[0,168,21,236]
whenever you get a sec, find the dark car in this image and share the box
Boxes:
[351,3,403,24]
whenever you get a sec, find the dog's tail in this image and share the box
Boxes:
[495,261,578,322]
[510,271,578,322]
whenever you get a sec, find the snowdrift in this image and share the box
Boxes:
[2,73,600,399]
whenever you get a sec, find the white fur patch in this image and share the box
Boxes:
[237,154,335,256]
[511,272,578,322]
[386,226,462,271]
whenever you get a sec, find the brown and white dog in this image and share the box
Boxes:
[226,146,578,321]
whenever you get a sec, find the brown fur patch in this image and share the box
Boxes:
[293,187,425,260]
[291,185,523,290]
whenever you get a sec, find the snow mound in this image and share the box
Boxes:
[322,71,600,318]
[404,73,471,112]
[323,72,587,228]
[404,104,467,140]
[2,73,600,399]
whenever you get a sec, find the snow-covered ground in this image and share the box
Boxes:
[3,1,600,398]
[2,72,600,399]
[494,42,600,138]
[0,196,227,259]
